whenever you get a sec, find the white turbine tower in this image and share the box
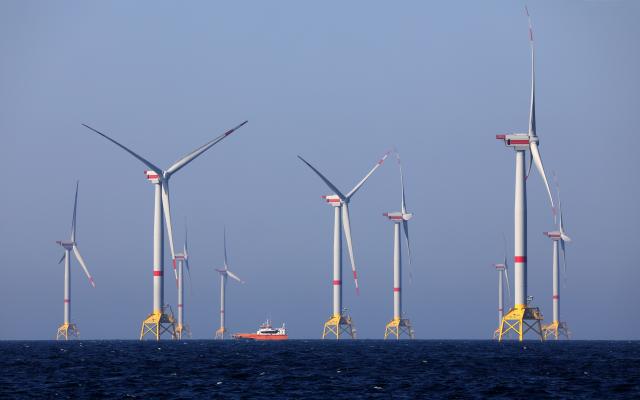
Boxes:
[542,174,572,340]
[298,151,389,339]
[383,152,414,340]
[174,225,192,339]
[215,228,244,339]
[83,120,247,340]
[496,8,554,341]
[493,239,511,339]
[56,181,96,340]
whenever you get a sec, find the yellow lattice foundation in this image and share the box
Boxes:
[322,314,356,339]
[384,318,414,340]
[542,321,570,340]
[175,324,191,340]
[56,323,79,340]
[139,310,177,340]
[498,305,544,341]
[215,327,226,340]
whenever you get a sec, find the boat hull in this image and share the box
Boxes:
[232,333,288,341]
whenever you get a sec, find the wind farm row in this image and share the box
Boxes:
[53,8,573,341]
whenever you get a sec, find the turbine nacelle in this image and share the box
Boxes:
[216,267,244,284]
[56,240,75,250]
[543,231,562,240]
[495,133,539,149]
[544,230,571,243]
[144,170,162,183]
[383,212,413,222]
[322,195,343,207]
[494,263,506,271]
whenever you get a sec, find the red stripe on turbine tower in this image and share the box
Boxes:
[393,288,400,292]
[332,280,341,285]
[514,256,527,263]
[153,271,163,277]
[64,299,70,303]
[552,295,559,300]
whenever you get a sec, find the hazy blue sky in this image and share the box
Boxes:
[1,0,638,339]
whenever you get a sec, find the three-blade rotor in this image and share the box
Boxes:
[502,235,511,303]
[298,151,390,294]
[57,181,96,288]
[553,172,571,279]
[215,227,244,284]
[82,121,248,280]
[396,152,413,266]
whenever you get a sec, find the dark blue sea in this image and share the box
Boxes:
[1,340,638,399]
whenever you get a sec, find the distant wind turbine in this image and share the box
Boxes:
[56,181,96,340]
[83,120,247,340]
[298,151,389,339]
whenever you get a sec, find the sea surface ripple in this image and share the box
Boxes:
[1,340,638,399]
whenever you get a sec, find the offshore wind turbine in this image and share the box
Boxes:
[383,152,415,340]
[496,7,554,341]
[492,239,511,339]
[542,175,572,340]
[56,181,96,340]
[214,228,244,339]
[83,120,247,340]
[298,151,389,339]
[174,226,192,339]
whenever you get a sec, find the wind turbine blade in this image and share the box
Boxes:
[504,269,512,303]
[72,245,95,288]
[81,124,162,175]
[58,253,66,264]
[529,142,555,209]
[160,181,177,282]
[526,5,536,138]
[165,120,248,176]
[561,239,568,287]
[523,7,553,209]
[71,181,79,242]
[183,222,192,278]
[559,206,572,243]
[226,270,244,284]
[345,151,390,199]
[185,258,194,293]
[403,220,413,285]
[525,152,533,181]
[297,156,345,199]
[396,152,408,214]
[402,220,412,263]
[341,203,360,295]
[183,221,189,258]
[223,226,228,267]
[524,5,542,192]
[502,233,511,303]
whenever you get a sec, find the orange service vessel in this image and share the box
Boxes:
[233,320,288,341]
